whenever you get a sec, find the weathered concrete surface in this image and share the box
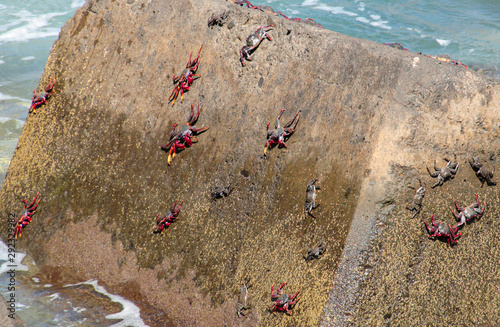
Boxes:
[0,0,499,326]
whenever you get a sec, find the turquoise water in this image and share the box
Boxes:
[251,0,500,72]
[0,0,499,325]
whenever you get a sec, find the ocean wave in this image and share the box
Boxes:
[0,10,67,44]
[370,20,391,30]
[0,117,25,130]
[0,91,29,103]
[436,39,451,47]
[71,0,85,9]
[357,1,365,12]
[0,241,29,274]
[302,0,320,6]
[356,17,370,24]
[314,4,358,17]
[64,280,149,327]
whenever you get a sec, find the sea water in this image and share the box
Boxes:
[1,0,499,325]
[0,241,150,326]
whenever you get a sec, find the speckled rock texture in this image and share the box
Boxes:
[1,0,499,326]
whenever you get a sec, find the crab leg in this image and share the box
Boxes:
[188,44,203,69]
[284,110,301,129]
[169,86,180,105]
[275,108,286,127]
[25,192,41,210]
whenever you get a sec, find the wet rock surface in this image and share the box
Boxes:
[1,0,499,326]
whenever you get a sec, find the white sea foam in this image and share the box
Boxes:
[367,14,391,29]
[370,20,391,30]
[64,279,149,327]
[436,39,451,46]
[302,0,320,6]
[71,0,86,9]
[357,2,365,11]
[0,241,29,274]
[0,10,67,44]
[0,60,4,64]
[356,17,370,24]
[314,4,358,17]
[0,91,30,103]
[21,56,35,61]
[47,293,60,301]
[408,27,427,38]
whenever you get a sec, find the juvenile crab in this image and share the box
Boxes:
[9,192,41,240]
[469,156,496,187]
[240,25,273,66]
[270,282,300,315]
[264,109,300,156]
[236,277,251,317]
[303,242,326,261]
[29,77,55,113]
[427,154,459,188]
[451,194,486,227]
[161,103,209,165]
[406,179,426,218]
[424,214,461,245]
[304,178,320,218]
[169,45,202,106]
[211,183,233,202]
[153,199,183,234]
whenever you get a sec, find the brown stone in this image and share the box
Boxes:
[1,0,499,326]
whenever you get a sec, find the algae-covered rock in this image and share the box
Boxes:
[1,0,500,326]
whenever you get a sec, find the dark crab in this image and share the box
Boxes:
[211,183,233,202]
[304,178,320,218]
[9,192,41,240]
[304,242,326,261]
[240,25,273,66]
[153,200,183,234]
[406,178,426,218]
[427,154,459,188]
[424,214,461,245]
[169,45,202,106]
[161,103,209,165]
[264,109,300,156]
[469,156,496,187]
[451,193,486,227]
[236,278,251,317]
[30,77,55,113]
[270,282,300,315]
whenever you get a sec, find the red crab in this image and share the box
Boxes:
[264,109,301,156]
[169,45,202,106]
[424,214,461,245]
[270,282,300,315]
[240,25,273,66]
[161,103,209,165]
[30,77,55,113]
[153,199,183,234]
[451,193,486,227]
[9,192,41,240]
